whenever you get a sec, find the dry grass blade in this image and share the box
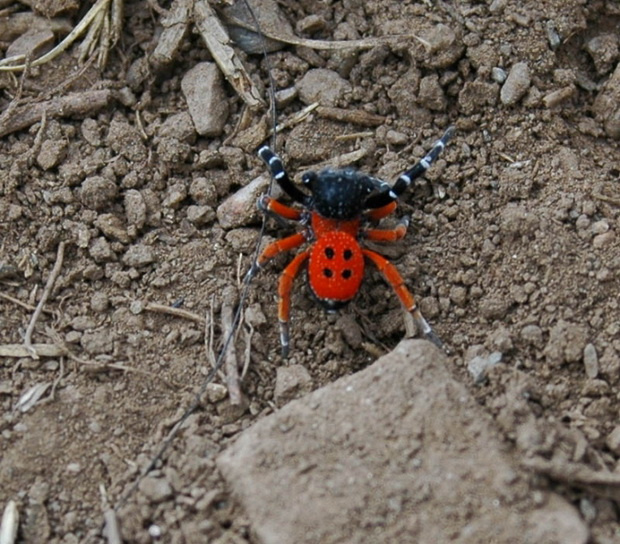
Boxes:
[23,242,65,359]
[194,0,265,109]
[144,302,206,325]
[0,343,67,357]
[0,0,117,71]
[222,9,421,51]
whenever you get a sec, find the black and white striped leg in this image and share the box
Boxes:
[258,146,311,206]
[365,126,455,209]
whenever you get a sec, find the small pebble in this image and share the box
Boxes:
[467,352,503,383]
[206,383,228,403]
[591,219,609,234]
[296,68,352,107]
[182,62,229,137]
[122,244,156,267]
[386,130,408,146]
[6,29,54,59]
[543,86,575,108]
[274,365,313,404]
[500,62,531,105]
[583,344,599,379]
[37,140,67,170]
[124,189,147,229]
[492,67,507,84]
[216,174,270,229]
[520,324,544,348]
[605,425,620,455]
[187,205,215,226]
[94,214,130,244]
[139,477,173,504]
[593,231,615,248]
[91,292,109,313]
[66,463,81,474]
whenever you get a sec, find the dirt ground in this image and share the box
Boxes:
[1,0,620,542]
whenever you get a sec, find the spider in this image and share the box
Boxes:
[248,127,455,357]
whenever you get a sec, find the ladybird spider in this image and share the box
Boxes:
[248,127,455,357]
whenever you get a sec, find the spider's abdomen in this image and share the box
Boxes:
[308,231,364,310]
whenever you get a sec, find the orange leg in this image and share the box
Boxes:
[250,232,307,276]
[362,248,444,349]
[259,195,303,221]
[363,217,409,242]
[278,249,310,357]
[366,201,397,221]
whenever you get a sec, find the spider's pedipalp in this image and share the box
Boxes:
[258,146,311,206]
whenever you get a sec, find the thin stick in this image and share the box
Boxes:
[241,323,253,380]
[0,343,67,357]
[222,302,242,405]
[144,302,206,325]
[23,242,65,359]
[0,292,54,314]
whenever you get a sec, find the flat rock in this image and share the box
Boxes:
[217,340,588,544]
[182,62,229,137]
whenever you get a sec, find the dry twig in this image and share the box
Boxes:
[0,90,114,138]
[23,241,65,359]
[144,302,206,325]
[222,302,243,405]
[194,0,265,109]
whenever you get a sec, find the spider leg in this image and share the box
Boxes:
[258,195,303,222]
[365,201,398,222]
[258,146,312,206]
[362,248,444,350]
[363,216,409,242]
[278,249,311,357]
[247,232,307,280]
[365,126,455,209]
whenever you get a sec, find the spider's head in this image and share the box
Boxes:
[302,169,382,220]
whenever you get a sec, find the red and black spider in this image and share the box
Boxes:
[248,127,455,357]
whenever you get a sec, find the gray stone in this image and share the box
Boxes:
[182,62,229,137]
[274,365,313,404]
[122,244,156,268]
[583,343,599,379]
[296,68,352,107]
[605,426,620,455]
[218,340,588,544]
[37,140,67,170]
[216,174,269,229]
[138,477,173,504]
[500,62,531,105]
[6,29,54,59]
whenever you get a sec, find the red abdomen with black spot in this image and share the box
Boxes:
[308,231,364,309]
